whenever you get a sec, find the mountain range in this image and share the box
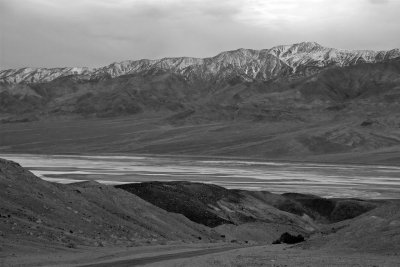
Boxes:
[1,42,399,84]
[1,42,400,163]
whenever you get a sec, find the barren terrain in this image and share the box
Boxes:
[1,45,400,266]
[1,158,400,266]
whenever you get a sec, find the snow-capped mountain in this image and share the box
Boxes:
[0,67,91,84]
[1,42,399,84]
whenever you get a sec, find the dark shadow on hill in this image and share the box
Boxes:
[272,232,305,244]
[116,181,236,227]
[280,193,378,223]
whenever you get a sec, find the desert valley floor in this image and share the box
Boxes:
[2,153,400,199]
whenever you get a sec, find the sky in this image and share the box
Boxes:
[1,0,399,70]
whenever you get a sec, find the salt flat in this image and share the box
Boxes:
[2,153,400,199]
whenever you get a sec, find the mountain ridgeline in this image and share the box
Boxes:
[1,42,400,84]
[1,41,400,118]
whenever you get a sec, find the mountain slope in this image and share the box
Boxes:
[0,46,400,162]
[1,57,399,119]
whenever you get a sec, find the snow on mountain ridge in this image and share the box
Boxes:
[1,42,399,84]
[0,67,91,84]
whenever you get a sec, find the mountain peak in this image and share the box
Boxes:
[281,41,324,53]
[297,41,322,46]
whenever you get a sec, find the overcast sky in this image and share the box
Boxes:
[1,0,399,70]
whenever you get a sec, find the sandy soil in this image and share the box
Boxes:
[0,243,236,267]
[144,245,400,267]
[4,243,398,267]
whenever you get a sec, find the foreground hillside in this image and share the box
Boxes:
[304,199,400,254]
[0,158,320,250]
[1,158,399,266]
[0,158,220,255]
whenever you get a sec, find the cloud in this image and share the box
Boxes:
[1,0,399,70]
[369,0,389,4]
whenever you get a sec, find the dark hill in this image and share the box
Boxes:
[117,181,319,243]
[281,193,378,222]
[116,181,236,227]
[116,182,378,227]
